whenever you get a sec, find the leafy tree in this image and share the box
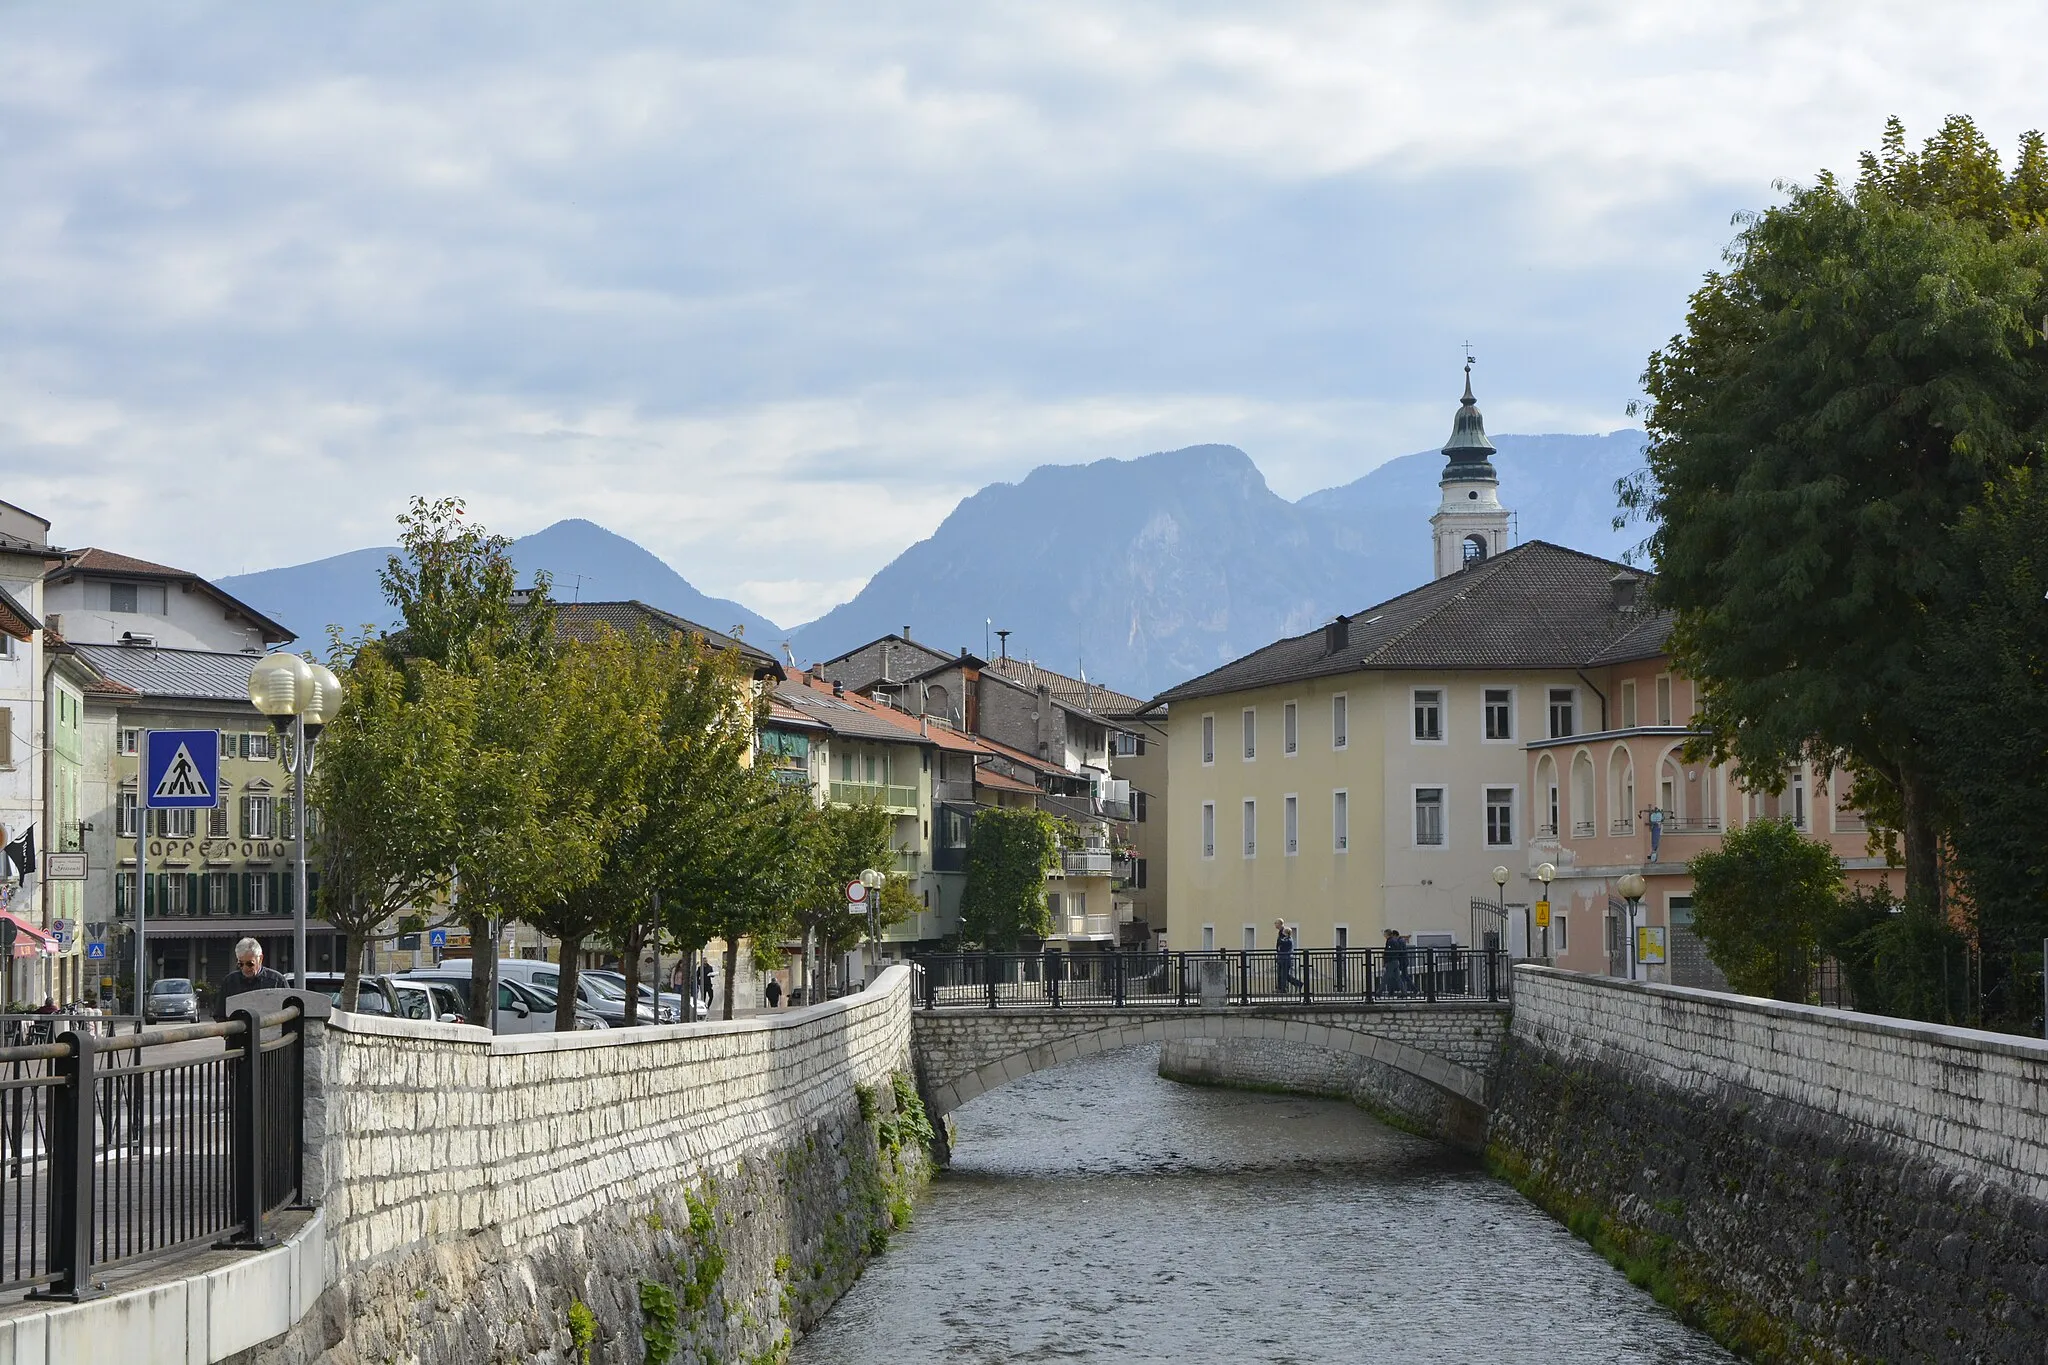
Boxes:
[784,800,897,1000]
[1625,114,2048,915]
[1687,818,1844,1001]
[310,640,468,1010]
[959,806,1061,949]
[377,496,555,669]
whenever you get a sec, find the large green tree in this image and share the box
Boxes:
[958,806,1061,949]
[1626,115,2048,915]
[1688,818,1845,1001]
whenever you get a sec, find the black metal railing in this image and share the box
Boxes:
[912,948,1510,1010]
[0,1000,311,1300]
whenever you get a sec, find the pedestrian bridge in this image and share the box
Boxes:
[907,949,1511,1125]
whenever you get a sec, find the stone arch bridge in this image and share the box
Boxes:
[910,1002,1511,1145]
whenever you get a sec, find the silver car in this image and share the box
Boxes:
[146,977,199,1024]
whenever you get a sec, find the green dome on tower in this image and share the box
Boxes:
[1441,365,1498,482]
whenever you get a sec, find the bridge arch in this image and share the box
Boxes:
[912,1009,1499,1124]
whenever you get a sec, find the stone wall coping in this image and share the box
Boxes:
[1513,963,2048,1064]
[914,1001,1512,1019]
[328,964,912,1056]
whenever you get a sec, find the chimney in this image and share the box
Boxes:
[903,625,911,642]
[1610,572,1641,611]
[832,680,844,697]
[1324,615,1350,656]
[996,629,1010,660]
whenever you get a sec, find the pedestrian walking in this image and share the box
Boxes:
[697,960,715,1013]
[765,977,783,1009]
[1274,919,1301,992]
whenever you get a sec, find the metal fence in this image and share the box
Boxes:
[0,1001,309,1300]
[912,948,1509,1009]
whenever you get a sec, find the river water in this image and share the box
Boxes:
[792,1045,1734,1364]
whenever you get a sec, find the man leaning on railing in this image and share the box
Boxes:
[214,937,288,1021]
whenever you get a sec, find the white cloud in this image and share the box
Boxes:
[5,0,2044,624]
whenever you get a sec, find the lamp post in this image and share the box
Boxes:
[1536,862,1556,961]
[248,653,343,988]
[1491,865,1512,956]
[1617,871,1647,982]
[859,867,885,986]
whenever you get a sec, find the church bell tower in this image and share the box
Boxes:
[1430,357,1510,578]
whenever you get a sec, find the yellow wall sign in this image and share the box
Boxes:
[1637,926,1668,966]
[1534,900,1551,928]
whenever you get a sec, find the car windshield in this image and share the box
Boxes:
[584,978,626,1000]
[153,980,191,994]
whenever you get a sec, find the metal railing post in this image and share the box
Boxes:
[29,1028,98,1302]
[1048,951,1061,1009]
[985,952,997,1009]
[1303,950,1313,1005]
[1425,950,1438,1003]
[1176,952,1187,1007]
[1364,948,1375,1004]
[215,1008,275,1250]
[1113,951,1126,1007]
[1487,950,1500,1003]
[1239,951,1250,1006]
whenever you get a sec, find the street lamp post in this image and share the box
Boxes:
[859,868,885,986]
[1491,865,1511,957]
[1617,871,1647,982]
[248,653,343,988]
[1536,862,1556,961]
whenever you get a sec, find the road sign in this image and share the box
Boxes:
[845,881,868,904]
[86,941,108,960]
[1636,926,1667,966]
[44,852,87,880]
[145,730,221,809]
[1534,899,1551,928]
[428,928,448,948]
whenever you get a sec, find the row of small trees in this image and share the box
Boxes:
[1632,115,2048,1031]
[310,498,916,1026]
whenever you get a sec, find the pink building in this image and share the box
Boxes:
[1523,604,1895,987]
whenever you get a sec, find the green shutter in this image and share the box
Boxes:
[268,872,281,916]
[186,873,200,918]
[237,872,249,916]
[199,873,211,916]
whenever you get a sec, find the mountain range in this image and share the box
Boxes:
[216,431,1649,699]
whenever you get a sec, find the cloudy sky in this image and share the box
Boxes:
[4,3,2043,626]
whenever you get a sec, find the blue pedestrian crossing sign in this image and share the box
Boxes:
[145,730,220,809]
[428,928,448,948]
[86,941,108,960]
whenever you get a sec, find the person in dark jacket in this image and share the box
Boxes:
[213,937,287,1020]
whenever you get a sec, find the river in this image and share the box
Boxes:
[792,1045,1735,1364]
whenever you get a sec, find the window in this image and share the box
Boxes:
[1242,799,1256,857]
[1283,702,1298,755]
[246,731,275,762]
[1334,926,1349,952]
[1656,675,1673,727]
[116,871,136,915]
[1116,731,1140,756]
[1243,925,1257,951]
[1201,925,1216,951]
[1413,689,1443,742]
[206,870,232,910]
[120,728,141,755]
[161,875,188,914]
[1548,688,1576,739]
[109,581,138,613]
[1791,770,1807,829]
[118,790,139,837]
[1201,802,1216,859]
[279,800,297,841]
[248,875,270,915]
[164,807,196,838]
[1046,892,1063,919]
[1620,680,1637,728]
[1414,787,1445,846]
[1133,858,1148,889]
[1134,791,1148,822]
[1333,790,1349,851]
[1546,778,1560,837]
[1484,688,1513,741]
[219,731,237,759]
[1332,694,1348,749]
[1485,787,1515,847]
[1242,709,1256,760]
[1284,795,1298,855]
[243,794,275,839]
[1202,715,1215,765]
[1554,915,1569,952]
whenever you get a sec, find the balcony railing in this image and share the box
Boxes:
[1572,820,1596,838]
[893,850,921,875]
[1661,816,1722,834]
[1610,818,1635,836]
[1833,811,1869,834]
[1099,798,1134,821]
[1063,914,1117,939]
[829,781,919,813]
[1063,849,1114,876]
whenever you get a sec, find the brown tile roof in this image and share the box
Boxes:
[44,547,295,644]
[1154,541,1662,703]
[552,601,784,678]
[772,679,935,746]
[0,584,38,641]
[973,767,1042,796]
[981,658,1145,719]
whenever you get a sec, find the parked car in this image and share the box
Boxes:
[525,968,650,1027]
[304,972,464,1023]
[582,970,685,1024]
[145,977,199,1024]
[393,965,606,1033]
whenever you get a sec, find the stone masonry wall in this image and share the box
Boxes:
[1158,1036,1490,1146]
[1491,966,2048,1363]
[257,966,930,1365]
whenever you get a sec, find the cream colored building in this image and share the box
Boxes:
[1156,375,1669,956]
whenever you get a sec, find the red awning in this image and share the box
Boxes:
[0,912,55,955]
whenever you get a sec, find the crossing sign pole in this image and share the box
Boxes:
[136,727,147,1014]
[138,729,222,1013]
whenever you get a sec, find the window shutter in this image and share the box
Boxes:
[0,707,11,765]
[268,872,281,914]
[186,873,200,916]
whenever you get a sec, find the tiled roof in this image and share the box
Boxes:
[0,584,38,640]
[1153,541,1660,703]
[71,644,264,704]
[763,697,830,733]
[552,601,784,677]
[772,680,935,746]
[44,547,296,644]
[981,658,1145,719]
[973,767,1042,796]
[1582,607,1676,666]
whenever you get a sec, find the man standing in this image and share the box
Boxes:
[214,938,287,1020]
[1273,918,1301,992]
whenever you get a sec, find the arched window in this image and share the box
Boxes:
[925,684,952,724]
[1609,746,1635,835]
[1659,750,1685,824]
[1463,533,1488,565]
[1535,754,1559,836]
[1571,751,1596,838]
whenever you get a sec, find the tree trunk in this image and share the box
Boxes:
[723,937,740,1021]
[466,914,496,1030]
[555,932,584,1032]
[622,919,648,1027]
[800,927,811,1008]
[340,926,365,1012]
[1898,767,1943,917]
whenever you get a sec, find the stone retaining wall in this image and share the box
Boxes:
[1158,1035,1492,1146]
[260,966,929,1365]
[1492,966,2048,1363]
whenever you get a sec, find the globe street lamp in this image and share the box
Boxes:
[248,653,343,988]
[859,867,885,985]
[1535,862,1557,961]
[1616,871,1648,982]
[1491,865,1512,957]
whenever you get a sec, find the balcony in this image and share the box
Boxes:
[1661,816,1723,834]
[1112,855,1137,882]
[893,850,921,875]
[1833,811,1869,834]
[1063,913,1117,939]
[1063,849,1114,877]
[1609,818,1635,836]
[932,843,967,874]
[829,781,919,814]
[769,766,810,787]
[1572,820,1596,839]
[1099,797,1134,821]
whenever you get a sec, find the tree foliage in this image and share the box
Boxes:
[1687,818,1844,1001]
[1625,114,2048,921]
[959,806,1061,949]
